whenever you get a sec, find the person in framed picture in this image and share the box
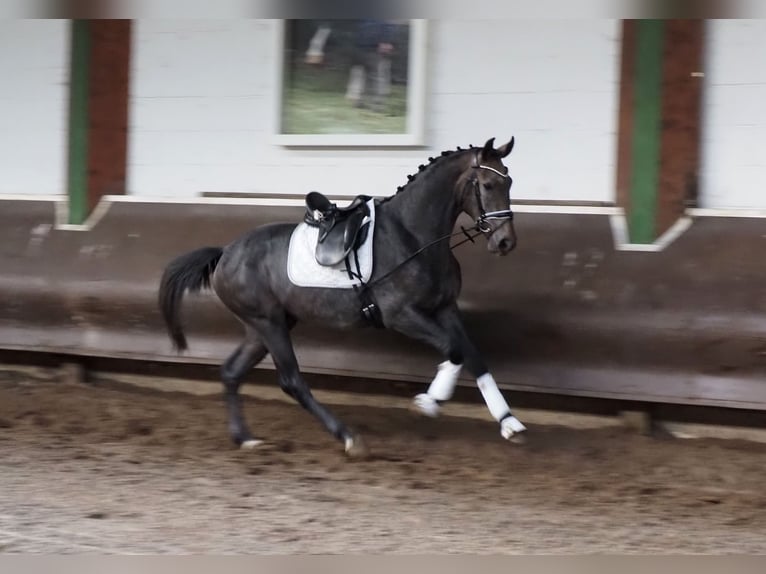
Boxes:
[345,19,399,113]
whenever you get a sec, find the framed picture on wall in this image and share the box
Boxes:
[272,19,427,147]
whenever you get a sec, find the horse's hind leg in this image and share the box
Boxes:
[253,317,368,458]
[221,332,269,448]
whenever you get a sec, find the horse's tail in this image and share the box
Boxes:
[158,246,224,352]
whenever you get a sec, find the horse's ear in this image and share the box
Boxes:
[498,137,515,158]
[481,138,496,157]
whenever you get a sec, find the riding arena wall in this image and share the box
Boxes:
[0,19,764,414]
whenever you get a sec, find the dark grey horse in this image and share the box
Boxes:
[159,137,526,458]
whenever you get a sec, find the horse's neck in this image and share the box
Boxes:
[383,154,469,241]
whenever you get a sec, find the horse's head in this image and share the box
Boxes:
[461,137,516,255]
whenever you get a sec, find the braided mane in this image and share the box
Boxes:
[379,145,478,204]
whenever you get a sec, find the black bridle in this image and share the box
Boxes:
[469,155,514,233]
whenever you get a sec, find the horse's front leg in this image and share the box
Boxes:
[412,358,463,418]
[388,305,526,441]
[385,306,463,417]
[435,304,527,442]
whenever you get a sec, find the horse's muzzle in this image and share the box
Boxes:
[486,221,517,255]
[496,237,516,255]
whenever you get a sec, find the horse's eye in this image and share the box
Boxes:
[484,182,493,190]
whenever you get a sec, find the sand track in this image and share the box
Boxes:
[1,368,766,553]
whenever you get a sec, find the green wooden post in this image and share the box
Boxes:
[66,20,90,225]
[628,20,665,244]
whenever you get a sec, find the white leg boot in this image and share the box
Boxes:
[477,373,527,440]
[412,360,462,417]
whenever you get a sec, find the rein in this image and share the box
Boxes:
[359,223,484,291]
[353,222,485,326]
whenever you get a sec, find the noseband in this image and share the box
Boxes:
[470,156,514,233]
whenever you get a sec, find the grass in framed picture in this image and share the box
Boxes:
[274,19,427,146]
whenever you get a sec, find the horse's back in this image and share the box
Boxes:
[214,220,369,328]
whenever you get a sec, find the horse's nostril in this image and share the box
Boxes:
[499,238,513,252]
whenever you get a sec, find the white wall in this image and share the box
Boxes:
[0,20,68,196]
[700,20,766,209]
[128,19,621,203]
[429,20,620,204]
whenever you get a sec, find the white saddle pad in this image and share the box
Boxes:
[287,199,375,289]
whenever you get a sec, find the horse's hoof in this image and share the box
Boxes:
[344,435,370,459]
[508,433,527,445]
[240,438,265,450]
[500,416,527,443]
[411,393,440,418]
